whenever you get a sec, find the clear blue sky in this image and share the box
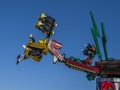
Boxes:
[0,0,120,90]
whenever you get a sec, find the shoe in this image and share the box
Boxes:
[17,55,20,59]
[16,60,20,65]
[16,55,20,65]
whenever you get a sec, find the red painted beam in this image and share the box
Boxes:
[66,59,100,74]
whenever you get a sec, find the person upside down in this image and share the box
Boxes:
[16,34,49,65]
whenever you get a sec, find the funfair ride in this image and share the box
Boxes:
[17,12,120,90]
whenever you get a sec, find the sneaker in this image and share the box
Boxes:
[16,55,21,65]
[16,60,20,65]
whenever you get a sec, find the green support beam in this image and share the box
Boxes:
[90,11,102,60]
[101,22,108,60]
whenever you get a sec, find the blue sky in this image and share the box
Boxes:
[0,0,120,90]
